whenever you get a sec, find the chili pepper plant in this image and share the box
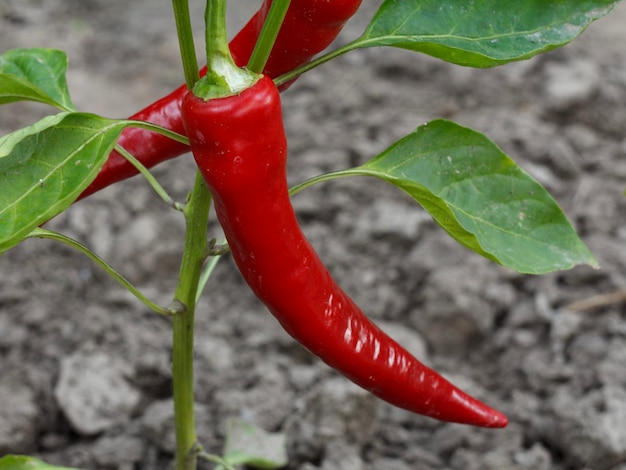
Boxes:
[0,0,619,469]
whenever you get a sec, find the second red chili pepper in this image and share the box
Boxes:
[79,0,363,199]
[181,75,508,428]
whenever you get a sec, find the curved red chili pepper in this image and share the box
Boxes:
[233,0,363,85]
[181,75,508,428]
[79,0,363,199]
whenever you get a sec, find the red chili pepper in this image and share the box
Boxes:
[79,0,362,199]
[181,75,508,428]
[232,0,363,84]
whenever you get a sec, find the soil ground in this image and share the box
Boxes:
[1,1,626,469]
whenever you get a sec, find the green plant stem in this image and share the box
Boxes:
[172,0,200,88]
[168,2,212,464]
[114,145,181,210]
[247,0,292,74]
[195,0,257,99]
[172,172,212,470]
[197,451,236,470]
[205,0,228,58]
[274,40,359,87]
[129,120,190,145]
[288,167,368,196]
[27,228,178,316]
[195,237,227,303]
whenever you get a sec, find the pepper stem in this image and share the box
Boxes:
[194,0,259,100]
[172,172,212,470]
[247,0,292,74]
[172,0,200,89]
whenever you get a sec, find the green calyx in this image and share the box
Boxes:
[193,0,260,100]
[193,58,260,100]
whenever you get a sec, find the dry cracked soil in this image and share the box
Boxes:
[1,1,626,469]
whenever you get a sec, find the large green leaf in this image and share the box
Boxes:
[0,455,80,470]
[0,113,129,254]
[0,48,76,110]
[356,0,620,67]
[354,119,596,274]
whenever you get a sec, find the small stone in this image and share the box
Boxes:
[285,377,379,462]
[92,435,145,468]
[213,362,293,431]
[365,457,412,470]
[54,352,142,436]
[514,443,553,470]
[412,258,516,354]
[549,385,626,468]
[598,387,626,460]
[39,432,69,452]
[321,440,364,470]
[543,59,600,110]
[118,214,159,259]
[0,381,39,454]
[142,399,177,454]
[550,310,584,349]
[564,124,600,153]
[195,336,236,373]
[347,199,432,244]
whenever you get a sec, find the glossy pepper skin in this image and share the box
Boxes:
[181,75,508,428]
[79,0,363,199]
[232,0,363,85]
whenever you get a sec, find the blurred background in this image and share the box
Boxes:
[1,1,626,469]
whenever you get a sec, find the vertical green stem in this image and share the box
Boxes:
[169,1,208,469]
[205,0,230,60]
[247,0,291,74]
[205,0,248,86]
[172,0,200,89]
[172,172,212,470]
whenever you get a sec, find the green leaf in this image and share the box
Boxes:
[0,455,81,470]
[357,0,619,67]
[0,48,76,110]
[355,119,596,274]
[221,419,288,469]
[0,113,129,254]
